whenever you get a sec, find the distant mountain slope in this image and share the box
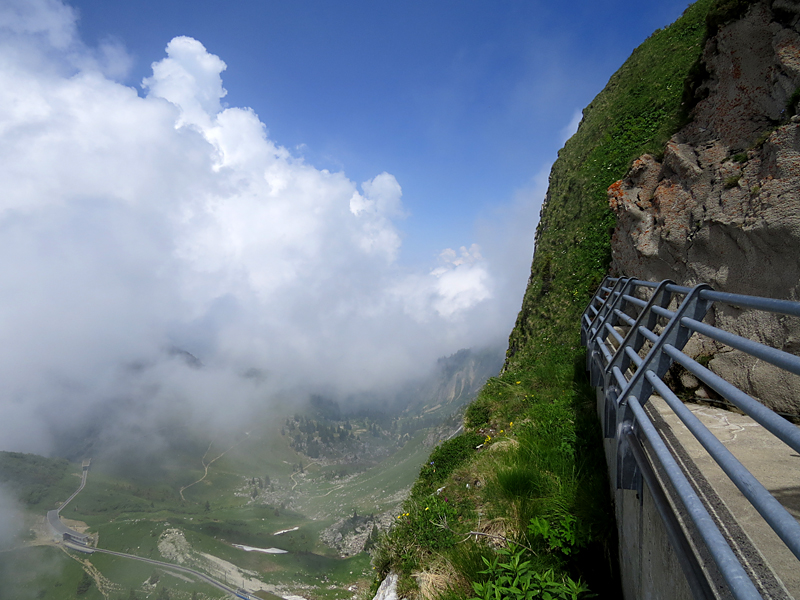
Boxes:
[0,346,500,600]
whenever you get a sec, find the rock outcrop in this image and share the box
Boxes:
[319,510,394,557]
[609,0,800,415]
[371,573,405,600]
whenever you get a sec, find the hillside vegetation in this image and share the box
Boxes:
[373,0,731,597]
[2,349,499,599]
[0,451,77,508]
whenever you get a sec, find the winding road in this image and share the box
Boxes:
[51,458,253,599]
[47,460,91,543]
[65,543,247,598]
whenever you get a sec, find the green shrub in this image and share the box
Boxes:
[414,433,483,491]
[787,87,800,116]
[465,401,491,428]
[76,571,92,595]
[470,544,593,600]
[731,152,748,163]
[724,175,741,189]
[529,515,591,557]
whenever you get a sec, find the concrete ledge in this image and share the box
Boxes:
[601,386,800,600]
[649,397,799,600]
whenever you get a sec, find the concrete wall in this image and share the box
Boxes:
[599,390,695,600]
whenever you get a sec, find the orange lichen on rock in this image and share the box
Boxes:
[608,180,625,212]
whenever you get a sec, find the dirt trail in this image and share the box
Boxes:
[62,547,119,600]
[289,459,320,490]
[179,433,249,502]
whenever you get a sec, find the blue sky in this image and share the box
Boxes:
[0,0,694,453]
[69,0,693,261]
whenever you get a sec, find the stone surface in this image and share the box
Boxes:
[649,396,800,599]
[319,511,394,557]
[372,573,404,600]
[609,0,800,413]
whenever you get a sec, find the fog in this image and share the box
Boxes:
[0,480,65,598]
[0,1,544,458]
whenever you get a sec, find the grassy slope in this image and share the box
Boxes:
[374,1,719,598]
[0,451,80,510]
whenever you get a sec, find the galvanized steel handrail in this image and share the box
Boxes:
[581,276,800,600]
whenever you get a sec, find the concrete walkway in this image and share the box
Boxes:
[648,397,800,599]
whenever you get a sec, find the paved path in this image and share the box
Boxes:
[649,398,800,599]
[59,466,88,513]
[47,462,91,542]
[80,545,246,598]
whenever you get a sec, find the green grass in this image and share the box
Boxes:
[295,430,435,519]
[374,0,721,598]
[0,451,83,510]
[507,0,715,365]
[0,546,106,600]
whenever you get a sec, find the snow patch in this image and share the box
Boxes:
[273,526,300,535]
[232,543,287,554]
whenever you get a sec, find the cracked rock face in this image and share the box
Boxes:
[609,0,800,414]
[319,511,395,558]
[158,528,193,564]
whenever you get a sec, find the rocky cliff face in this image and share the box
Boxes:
[609,0,800,414]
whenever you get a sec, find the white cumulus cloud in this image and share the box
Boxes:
[144,36,228,130]
[0,0,509,454]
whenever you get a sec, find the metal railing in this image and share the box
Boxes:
[581,276,800,600]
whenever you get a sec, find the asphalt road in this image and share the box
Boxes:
[87,546,246,598]
[53,460,253,599]
[47,464,91,542]
[58,467,88,513]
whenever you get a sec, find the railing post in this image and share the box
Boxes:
[581,275,614,346]
[615,284,713,491]
[602,280,674,438]
[586,277,635,387]
[582,276,618,376]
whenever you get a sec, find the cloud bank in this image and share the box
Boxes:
[0,0,540,456]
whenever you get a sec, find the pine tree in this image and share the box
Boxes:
[76,571,92,595]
